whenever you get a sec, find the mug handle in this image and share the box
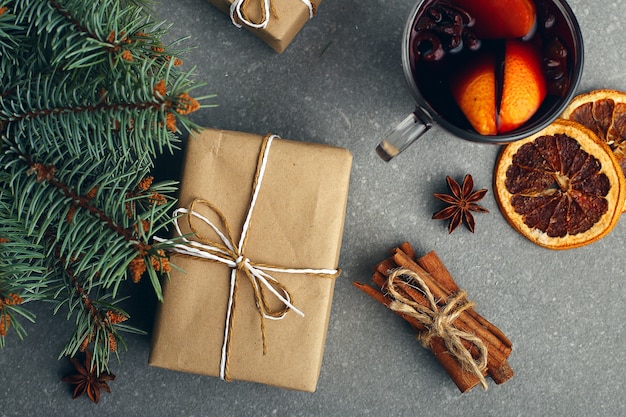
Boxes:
[376,109,432,161]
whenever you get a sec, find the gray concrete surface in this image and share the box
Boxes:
[1,0,625,416]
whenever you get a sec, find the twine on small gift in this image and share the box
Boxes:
[230,0,316,29]
[385,268,489,389]
[155,134,340,381]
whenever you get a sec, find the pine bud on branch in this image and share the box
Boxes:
[0,0,213,380]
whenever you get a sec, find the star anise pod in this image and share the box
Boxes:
[413,2,480,61]
[432,174,489,233]
[61,350,115,404]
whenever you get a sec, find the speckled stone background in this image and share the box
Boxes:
[2,1,625,416]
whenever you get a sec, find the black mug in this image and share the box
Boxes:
[377,0,585,161]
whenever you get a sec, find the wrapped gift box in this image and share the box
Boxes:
[149,128,352,392]
[208,0,322,53]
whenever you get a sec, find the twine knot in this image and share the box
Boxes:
[386,268,489,389]
[229,0,316,29]
[235,255,247,270]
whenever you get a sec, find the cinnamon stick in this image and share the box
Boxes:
[372,270,491,360]
[391,248,513,358]
[412,249,514,384]
[355,279,422,332]
[397,241,417,259]
[417,250,513,349]
[368,271,492,391]
[377,259,512,384]
[361,243,514,390]
[389,273,494,360]
[390,246,514,384]
[353,281,483,392]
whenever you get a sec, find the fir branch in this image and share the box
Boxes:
[11,151,175,295]
[25,157,150,253]
[1,61,202,161]
[1,0,210,383]
[0,3,22,63]
[0,193,48,346]
[47,0,95,39]
[2,87,164,124]
[19,0,137,68]
[0,300,35,347]
[55,257,130,373]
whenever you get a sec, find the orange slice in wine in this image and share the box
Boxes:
[498,40,547,133]
[450,51,498,135]
[494,119,625,249]
[451,40,546,135]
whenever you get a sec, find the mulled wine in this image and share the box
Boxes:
[409,0,579,136]
[376,0,582,161]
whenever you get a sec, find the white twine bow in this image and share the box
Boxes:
[155,134,339,381]
[229,0,315,29]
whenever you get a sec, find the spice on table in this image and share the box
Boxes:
[432,174,489,233]
[61,350,115,404]
[353,242,513,393]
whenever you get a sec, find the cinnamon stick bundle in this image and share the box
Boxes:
[354,242,513,393]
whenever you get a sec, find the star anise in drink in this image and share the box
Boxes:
[61,350,115,404]
[432,174,489,233]
[413,2,480,61]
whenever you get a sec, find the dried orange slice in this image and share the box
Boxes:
[561,89,626,210]
[494,119,626,249]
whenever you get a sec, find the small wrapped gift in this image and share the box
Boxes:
[149,128,352,392]
[208,0,322,52]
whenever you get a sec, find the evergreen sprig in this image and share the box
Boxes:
[0,0,211,375]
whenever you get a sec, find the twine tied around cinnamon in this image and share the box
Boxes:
[154,134,340,381]
[230,0,316,29]
[386,268,489,389]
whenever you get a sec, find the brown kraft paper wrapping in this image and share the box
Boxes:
[208,0,322,53]
[149,128,352,392]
